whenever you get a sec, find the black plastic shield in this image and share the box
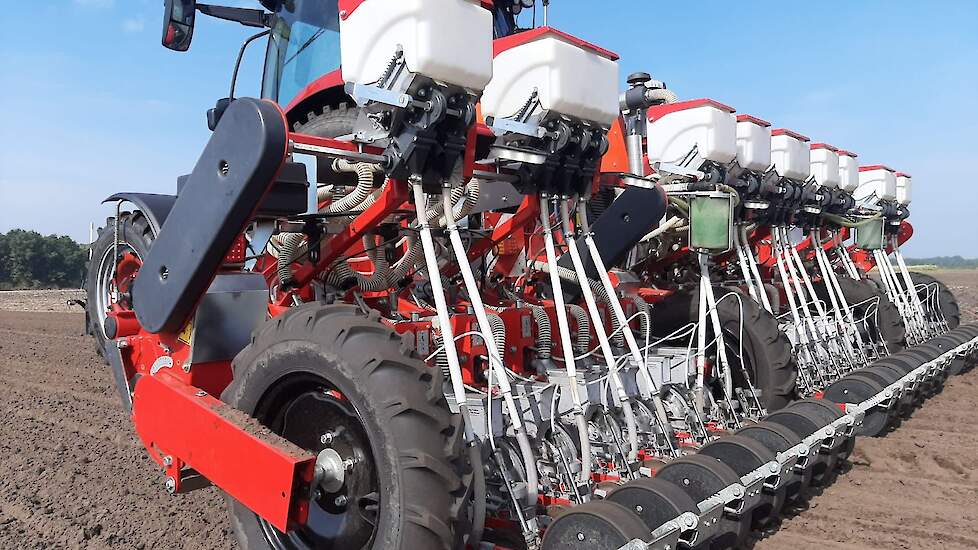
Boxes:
[559,185,668,280]
[132,98,287,333]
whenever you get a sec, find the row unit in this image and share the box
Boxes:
[646,100,911,205]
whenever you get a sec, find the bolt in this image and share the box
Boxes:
[164,476,176,494]
[635,505,643,513]
[162,456,173,467]
[334,495,348,507]
[344,458,356,472]
[576,533,585,541]
[182,363,191,373]
[683,478,690,486]
[320,432,334,446]
[195,390,207,397]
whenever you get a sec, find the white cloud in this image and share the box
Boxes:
[73,0,114,7]
[122,18,145,33]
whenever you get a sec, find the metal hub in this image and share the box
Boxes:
[257,378,379,550]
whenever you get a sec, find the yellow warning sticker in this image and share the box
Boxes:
[177,318,194,345]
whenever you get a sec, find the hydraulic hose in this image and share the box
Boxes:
[647,87,679,104]
[539,197,593,485]
[277,161,380,285]
[558,198,640,462]
[441,185,540,510]
[528,304,553,360]
[822,213,882,228]
[324,234,392,292]
[567,304,591,354]
[325,160,376,214]
[532,260,626,346]
[485,311,508,363]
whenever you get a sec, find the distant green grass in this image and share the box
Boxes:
[904,256,978,269]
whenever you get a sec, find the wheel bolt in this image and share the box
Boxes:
[334,495,348,507]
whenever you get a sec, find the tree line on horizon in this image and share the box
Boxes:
[903,255,978,269]
[0,230,88,290]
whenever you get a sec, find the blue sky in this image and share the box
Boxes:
[1,0,976,257]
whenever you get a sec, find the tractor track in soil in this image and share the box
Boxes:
[0,269,975,550]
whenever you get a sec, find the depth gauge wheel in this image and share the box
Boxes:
[223,304,471,550]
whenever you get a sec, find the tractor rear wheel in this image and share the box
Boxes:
[223,304,471,550]
[650,287,797,412]
[817,277,906,353]
[85,211,154,361]
[908,272,961,330]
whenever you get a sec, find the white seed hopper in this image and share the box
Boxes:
[837,150,859,193]
[855,165,898,202]
[340,0,493,92]
[735,114,772,172]
[646,99,737,165]
[810,143,841,189]
[896,172,913,205]
[481,27,620,127]
[770,128,811,180]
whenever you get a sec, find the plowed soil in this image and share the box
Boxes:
[0,270,975,549]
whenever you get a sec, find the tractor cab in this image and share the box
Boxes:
[259,0,342,110]
[165,0,525,127]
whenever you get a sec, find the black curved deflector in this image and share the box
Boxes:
[133,98,287,333]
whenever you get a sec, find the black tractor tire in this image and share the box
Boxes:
[818,277,906,353]
[650,287,797,412]
[293,102,358,136]
[293,104,373,188]
[908,272,961,330]
[223,304,471,550]
[85,211,155,361]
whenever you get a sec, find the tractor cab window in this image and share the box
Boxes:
[262,0,341,108]
[493,4,518,38]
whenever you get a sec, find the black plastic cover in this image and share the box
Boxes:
[559,185,668,280]
[132,98,287,334]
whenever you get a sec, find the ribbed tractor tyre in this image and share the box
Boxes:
[85,211,155,363]
[908,272,960,330]
[821,276,906,352]
[649,287,797,412]
[222,304,471,550]
[293,102,359,137]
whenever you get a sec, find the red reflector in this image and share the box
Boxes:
[224,234,248,264]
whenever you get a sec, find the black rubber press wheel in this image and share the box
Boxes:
[541,501,649,550]
[656,454,749,548]
[223,304,471,550]
[763,408,837,487]
[822,374,889,437]
[606,477,699,539]
[698,435,782,529]
[737,422,810,503]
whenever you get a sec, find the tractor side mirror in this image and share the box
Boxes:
[162,0,197,52]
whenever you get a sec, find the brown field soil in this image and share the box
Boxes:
[0,270,975,549]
